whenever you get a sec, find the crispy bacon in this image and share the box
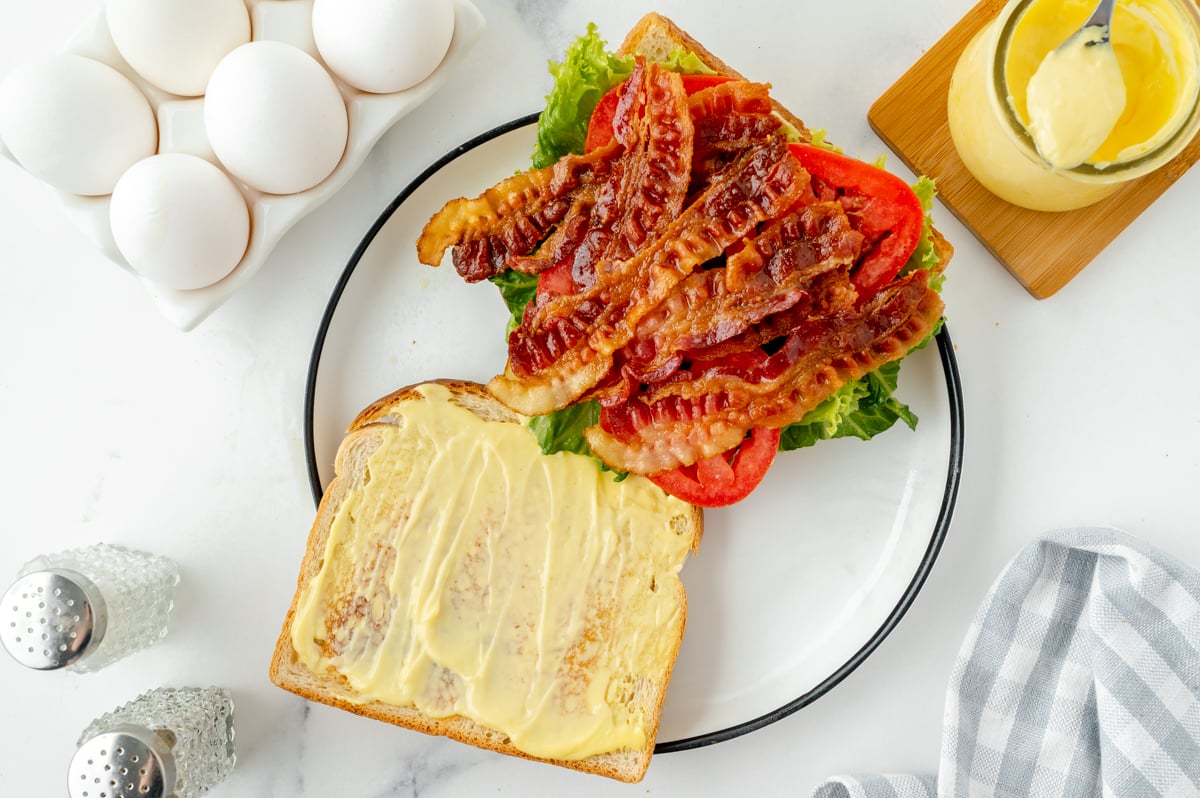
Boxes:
[416,140,620,282]
[688,81,781,183]
[566,60,696,290]
[488,136,807,415]
[688,80,775,119]
[678,270,859,365]
[414,63,947,478]
[591,201,863,407]
[584,275,945,474]
[507,191,596,276]
[695,112,784,154]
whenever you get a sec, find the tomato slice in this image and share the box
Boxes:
[536,259,574,297]
[649,427,781,507]
[787,143,924,301]
[584,83,623,153]
[584,73,736,154]
[678,73,739,94]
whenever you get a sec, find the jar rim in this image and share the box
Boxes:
[990,0,1200,182]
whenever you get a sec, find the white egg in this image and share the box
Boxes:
[204,41,348,195]
[312,0,455,94]
[106,0,250,97]
[0,55,157,196]
[110,153,250,290]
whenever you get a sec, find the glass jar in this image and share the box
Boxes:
[947,0,1200,211]
[69,687,236,798]
[0,543,179,672]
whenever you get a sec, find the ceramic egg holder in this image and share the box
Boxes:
[0,0,484,331]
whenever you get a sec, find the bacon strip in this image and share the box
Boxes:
[416,140,620,282]
[592,201,863,406]
[688,80,774,119]
[565,60,696,291]
[659,270,858,368]
[507,191,597,276]
[584,275,945,474]
[688,81,781,183]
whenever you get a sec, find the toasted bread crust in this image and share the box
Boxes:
[348,377,525,432]
[930,226,954,274]
[271,379,702,782]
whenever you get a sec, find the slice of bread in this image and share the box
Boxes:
[270,380,702,782]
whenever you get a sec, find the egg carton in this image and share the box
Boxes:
[0,0,485,331]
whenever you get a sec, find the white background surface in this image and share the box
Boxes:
[2,0,1199,795]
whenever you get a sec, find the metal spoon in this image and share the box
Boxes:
[1077,0,1116,46]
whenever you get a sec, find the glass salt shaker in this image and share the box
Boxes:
[70,687,236,798]
[0,542,179,672]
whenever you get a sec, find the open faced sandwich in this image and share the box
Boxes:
[273,12,951,783]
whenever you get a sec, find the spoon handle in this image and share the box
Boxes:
[1084,0,1117,32]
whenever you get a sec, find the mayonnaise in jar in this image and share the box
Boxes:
[947,0,1200,211]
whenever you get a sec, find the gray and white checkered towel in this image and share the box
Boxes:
[813,527,1200,798]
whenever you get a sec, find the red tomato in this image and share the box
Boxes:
[584,84,622,153]
[788,143,924,301]
[649,427,781,507]
[536,259,574,296]
[679,74,739,94]
[584,73,736,153]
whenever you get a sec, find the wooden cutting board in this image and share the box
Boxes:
[868,0,1200,299]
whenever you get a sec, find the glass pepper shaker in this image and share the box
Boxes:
[0,542,179,672]
[70,687,236,798]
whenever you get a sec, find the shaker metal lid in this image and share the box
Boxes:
[69,727,176,798]
[0,569,108,669]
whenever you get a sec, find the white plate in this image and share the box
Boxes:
[0,0,484,331]
[304,115,964,750]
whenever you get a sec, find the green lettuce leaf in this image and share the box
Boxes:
[904,176,943,290]
[807,129,839,151]
[778,360,917,451]
[528,400,628,480]
[529,399,597,455]
[531,23,634,168]
[487,269,539,336]
[657,47,718,75]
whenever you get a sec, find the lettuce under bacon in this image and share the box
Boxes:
[777,175,943,452]
[531,25,633,169]
[906,177,944,289]
[531,24,722,168]
[494,26,946,470]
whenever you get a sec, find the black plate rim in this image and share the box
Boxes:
[302,112,965,754]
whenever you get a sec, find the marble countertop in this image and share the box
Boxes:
[4,0,1200,795]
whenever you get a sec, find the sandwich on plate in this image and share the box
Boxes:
[272,12,951,783]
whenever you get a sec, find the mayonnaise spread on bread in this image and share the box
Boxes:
[289,383,694,760]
